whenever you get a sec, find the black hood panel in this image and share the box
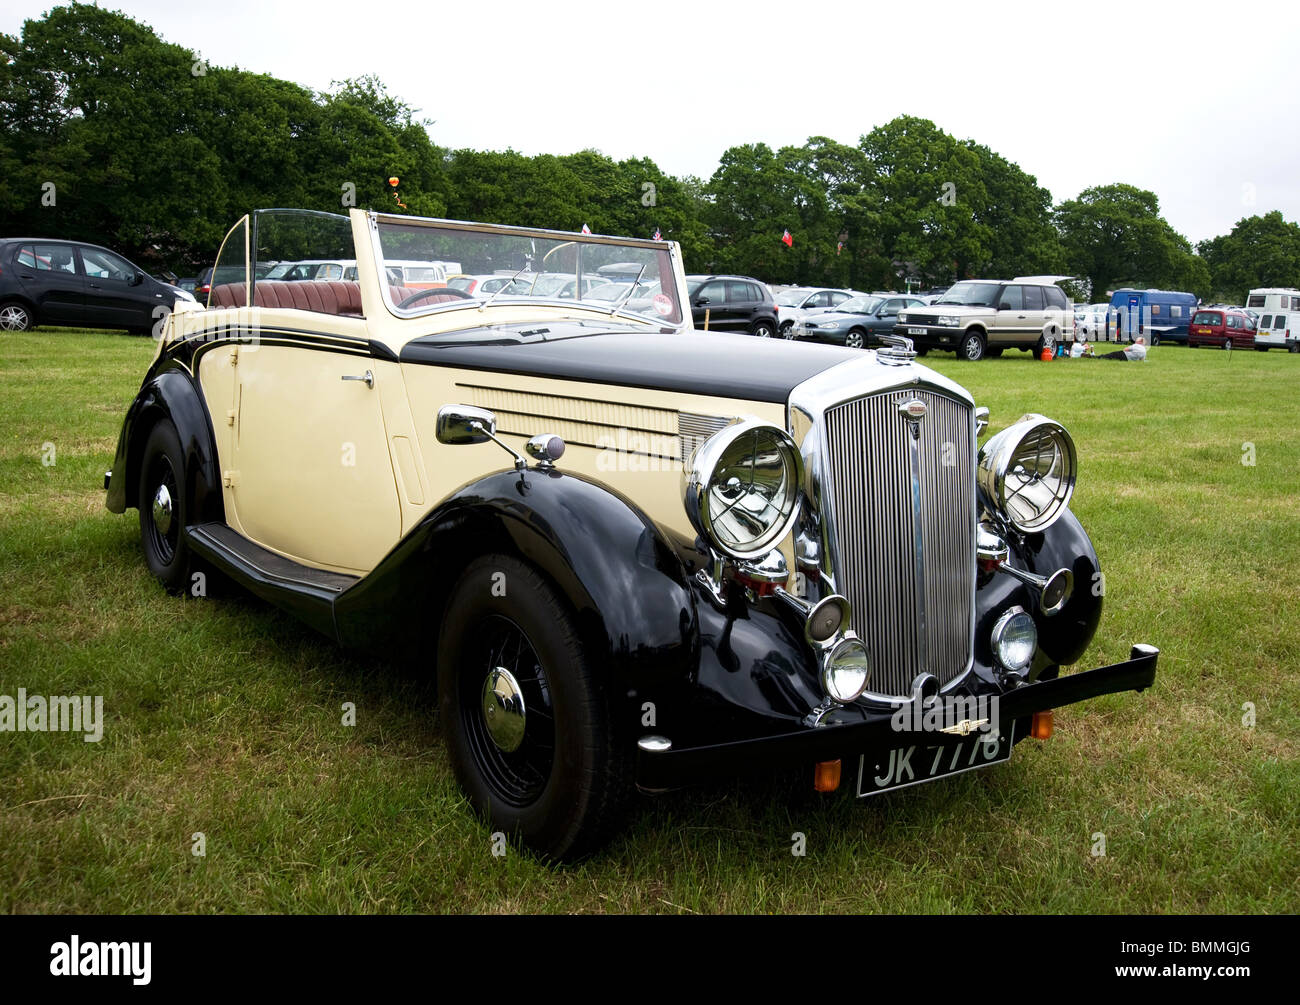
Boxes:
[399,323,860,403]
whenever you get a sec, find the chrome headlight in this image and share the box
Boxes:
[822,635,871,702]
[936,315,961,326]
[685,419,803,560]
[976,414,1077,533]
[991,606,1036,675]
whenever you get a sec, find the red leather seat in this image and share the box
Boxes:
[209,280,458,316]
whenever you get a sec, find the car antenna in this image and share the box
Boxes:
[607,264,647,316]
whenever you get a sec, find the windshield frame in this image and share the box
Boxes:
[369,211,687,329]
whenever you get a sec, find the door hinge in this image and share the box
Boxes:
[230,346,239,366]
[222,469,240,487]
[226,409,236,426]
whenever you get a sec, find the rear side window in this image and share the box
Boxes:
[727,280,755,303]
[1022,286,1044,310]
[830,291,850,305]
[21,243,79,273]
[1044,286,1067,309]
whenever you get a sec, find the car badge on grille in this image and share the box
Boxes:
[940,718,990,736]
[898,398,927,421]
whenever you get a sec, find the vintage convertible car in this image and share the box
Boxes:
[105,208,1159,860]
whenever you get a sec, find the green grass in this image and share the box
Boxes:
[1,329,1297,913]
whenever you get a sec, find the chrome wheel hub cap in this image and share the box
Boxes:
[481,666,526,752]
[152,483,174,536]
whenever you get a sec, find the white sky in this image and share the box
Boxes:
[5,0,1298,244]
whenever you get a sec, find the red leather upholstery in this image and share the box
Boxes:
[209,281,462,315]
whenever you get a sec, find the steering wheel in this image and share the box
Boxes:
[398,287,473,309]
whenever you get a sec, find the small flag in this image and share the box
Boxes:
[781,229,793,247]
[653,228,661,241]
[581,223,591,234]
[836,241,843,255]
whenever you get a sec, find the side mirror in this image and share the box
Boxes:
[129,272,145,287]
[695,297,710,306]
[436,404,497,445]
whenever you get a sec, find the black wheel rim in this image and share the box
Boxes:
[460,614,555,807]
[145,455,179,564]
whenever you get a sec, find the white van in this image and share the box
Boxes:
[1254,310,1295,350]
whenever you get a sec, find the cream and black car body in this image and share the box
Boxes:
[105,209,1159,860]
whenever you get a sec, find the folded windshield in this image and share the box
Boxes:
[374,217,683,325]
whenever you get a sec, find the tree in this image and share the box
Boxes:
[1054,183,1206,298]
[1197,212,1300,301]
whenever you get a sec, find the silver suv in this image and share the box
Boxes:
[894,278,1073,360]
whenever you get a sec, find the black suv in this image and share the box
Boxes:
[0,238,186,335]
[686,274,779,338]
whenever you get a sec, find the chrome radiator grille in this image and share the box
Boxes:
[822,389,976,698]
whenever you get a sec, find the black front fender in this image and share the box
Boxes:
[976,508,1103,668]
[334,468,699,688]
[105,366,223,526]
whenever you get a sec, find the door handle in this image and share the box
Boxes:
[341,370,374,389]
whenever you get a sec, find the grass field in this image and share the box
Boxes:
[1,327,1297,913]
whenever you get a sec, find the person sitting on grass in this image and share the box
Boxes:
[1070,337,1089,358]
[1094,336,1147,361]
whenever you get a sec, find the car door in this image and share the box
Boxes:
[993,285,1025,346]
[11,243,86,325]
[1021,285,1048,343]
[227,344,403,573]
[726,280,761,330]
[872,297,910,336]
[79,246,154,331]
[692,279,728,329]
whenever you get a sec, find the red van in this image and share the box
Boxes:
[1188,308,1256,350]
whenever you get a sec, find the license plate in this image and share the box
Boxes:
[907,327,926,335]
[856,722,1015,797]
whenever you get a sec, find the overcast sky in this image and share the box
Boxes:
[6,0,1298,244]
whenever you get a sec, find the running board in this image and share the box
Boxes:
[186,523,359,640]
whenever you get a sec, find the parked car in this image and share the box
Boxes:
[197,261,277,302]
[895,278,1073,360]
[1187,308,1256,349]
[1073,303,1109,339]
[105,207,1159,861]
[1254,311,1294,350]
[264,259,358,282]
[447,274,535,297]
[686,274,780,337]
[790,293,924,349]
[1107,288,1197,345]
[775,287,862,334]
[1,238,186,334]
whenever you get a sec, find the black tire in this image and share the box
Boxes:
[1037,333,1056,359]
[438,555,629,861]
[1289,341,1299,353]
[779,321,794,338]
[915,347,928,356]
[138,420,192,592]
[844,328,865,349]
[959,330,985,361]
[1150,334,1160,346]
[751,318,775,339]
[0,300,33,332]
[1224,339,1232,351]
